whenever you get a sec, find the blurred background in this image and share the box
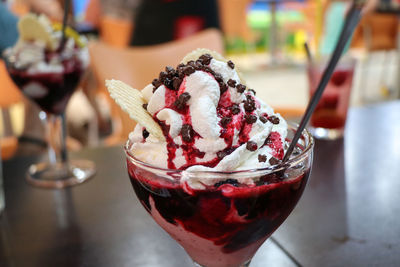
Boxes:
[1,0,400,159]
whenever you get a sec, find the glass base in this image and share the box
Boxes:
[309,126,344,140]
[193,259,251,267]
[27,159,96,188]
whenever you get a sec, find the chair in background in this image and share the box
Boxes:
[357,13,399,104]
[0,60,23,160]
[89,28,224,145]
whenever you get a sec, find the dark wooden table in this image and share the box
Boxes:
[1,100,400,267]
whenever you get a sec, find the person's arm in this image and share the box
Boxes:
[0,3,19,55]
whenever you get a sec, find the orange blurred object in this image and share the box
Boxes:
[0,60,23,160]
[89,28,224,145]
[100,16,133,48]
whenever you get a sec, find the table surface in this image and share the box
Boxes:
[1,100,400,267]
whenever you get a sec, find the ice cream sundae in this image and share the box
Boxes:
[106,49,313,267]
[3,13,89,115]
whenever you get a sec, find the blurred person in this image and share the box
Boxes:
[130,0,220,46]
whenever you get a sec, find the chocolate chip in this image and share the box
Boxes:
[221,116,232,128]
[173,92,191,110]
[220,83,228,94]
[181,124,193,142]
[214,179,239,187]
[172,77,182,91]
[268,116,280,124]
[152,78,162,88]
[245,114,257,124]
[227,79,236,87]
[236,84,246,93]
[269,157,280,165]
[199,54,212,65]
[258,154,267,163]
[227,60,235,69]
[244,98,256,113]
[246,141,257,151]
[142,129,149,139]
[142,103,148,110]
[248,89,256,95]
[165,66,175,73]
[183,65,195,76]
[230,104,240,115]
[159,71,168,80]
[260,115,268,124]
[163,77,173,88]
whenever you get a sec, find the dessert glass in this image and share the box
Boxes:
[307,56,355,139]
[125,123,313,267]
[3,45,95,188]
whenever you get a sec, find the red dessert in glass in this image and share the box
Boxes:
[125,124,313,267]
[307,57,355,139]
[6,47,86,115]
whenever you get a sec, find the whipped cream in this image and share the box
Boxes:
[128,54,288,189]
[3,31,89,75]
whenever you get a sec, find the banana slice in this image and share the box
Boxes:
[105,79,165,141]
[18,14,56,50]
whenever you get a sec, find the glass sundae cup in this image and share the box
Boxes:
[3,14,95,188]
[125,123,313,267]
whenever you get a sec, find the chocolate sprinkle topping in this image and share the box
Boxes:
[244,97,256,113]
[248,89,256,96]
[269,157,280,165]
[230,104,240,115]
[152,78,162,88]
[174,92,191,110]
[236,84,246,93]
[245,114,257,124]
[246,141,258,151]
[221,116,232,128]
[258,154,267,163]
[268,116,280,124]
[165,66,175,73]
[227,60,235,69]
[142,129,149,139]
[159,71,168,80]
[181,124,193,142]
[259,115,268,124]
[227,79,237,87]
[172,77,182,90]
[220,83,228,94]
[183,65,195,76]
[199,54,212,65]
[142,103,148,110]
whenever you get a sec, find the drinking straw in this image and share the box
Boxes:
[282,0,366,162]
[60,0,70,49]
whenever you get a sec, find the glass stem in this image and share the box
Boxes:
[39,111,68,166]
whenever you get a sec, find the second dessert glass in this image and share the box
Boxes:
[307,56,355,139]
[125,123,313,267]
[3,42,95,188]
